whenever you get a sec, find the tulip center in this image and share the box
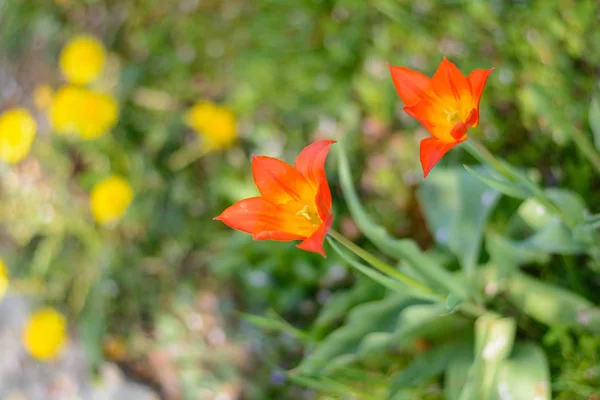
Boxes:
[445,109,461,125]
[296,204,322,226]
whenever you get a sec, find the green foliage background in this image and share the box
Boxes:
[1,0,599,399]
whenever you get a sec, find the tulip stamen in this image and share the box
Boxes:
[296,204,321,225]
[445,109,460,124]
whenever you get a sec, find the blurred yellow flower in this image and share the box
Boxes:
[185,101,237,150]
[49,85,119,140]
[0,108,37,164]
[90,176,134,225]
[59,35,106,85]
[77,90,119,140]
[33,84,54,111]
[49,85,83,135]
[0,258,8,300]
[23,308,68,361]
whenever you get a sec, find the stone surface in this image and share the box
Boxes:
[0,294,158,400]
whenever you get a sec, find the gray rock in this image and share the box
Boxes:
[0,294,158,400]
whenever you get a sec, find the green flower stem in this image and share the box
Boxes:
[328,229,433,294]
[463,137,514,180]
[571,127,600,175]
[464,137,576,228]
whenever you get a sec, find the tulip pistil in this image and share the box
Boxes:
[445,109,461,125]
[296,204,322,225]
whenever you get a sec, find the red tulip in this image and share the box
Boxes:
[214,140,335,257]
[389,58,493,177]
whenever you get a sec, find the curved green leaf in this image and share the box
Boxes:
[389,342,470,394]
[485,231,549,279]
[481,268,600,333]
[419,167,500,277]
[300,294,466,374]
[337,143,473,300]
[589,94,600,151]
[495,343,551,400]
[463,164,532,199]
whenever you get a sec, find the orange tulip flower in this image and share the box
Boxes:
[388,58,493,177]
[214,140,335,257]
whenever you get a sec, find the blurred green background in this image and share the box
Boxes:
[1,0,599,399]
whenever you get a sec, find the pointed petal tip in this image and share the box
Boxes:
[419,138,460,180]
[296,242,327,258]
[295,214,333,257]
[422,160,435,179]
[313,139,337,146]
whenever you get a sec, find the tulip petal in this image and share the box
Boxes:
[403,100,454,142]
[450,108,478,141]
[295,140,335,189]
[467,68,494,116]
[314,179,332,222]
[252,155,312,204]
[419,137,463,178]
[431,58,471,107]
[295,140,335,214]
[296,214,334,257]
[388,64,432,106]
[214,197,304,240]
[253,230,306,241]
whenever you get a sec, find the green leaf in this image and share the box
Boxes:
[451,170,500,276]
[445,292,463,315]
[589,94,600,151]
[240,311,309,342]
[287,374,382,400]
[444,346,475,400]
[445,314,517,400]
[485,231,549,278]
[300,294,465,374]
[337,143,474,300]
[311,278,383,340]
[519,189,587,230]
[78,283,106,372]
[420,167,500,276]
[474,314,517,399]
[481,268,600,333]
[463,165,532,199]
[518,197,558,231]
[390,342,469,394]
[524,220,586,254]
[546,189,588,225]
[417,169,458,239]
[495,343,551,400]
[475,315,516,364]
